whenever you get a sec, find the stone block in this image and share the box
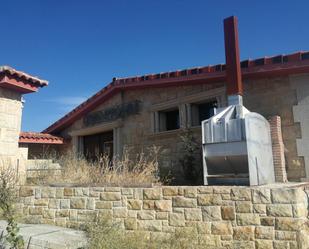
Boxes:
[95,201,112,209]
[137,220,161,232]
[56,210,70,217]
[233,226,255,240]
[172,197,196,208]
[41,188,56,198]
[236,213,260,226]
[169,213,185,227]
[56,188,64,198]
[143,188,161,200]
[211,222,232,235]
[275,217,304,231]
[42,209,55,219]
[213,187,231,194]
[221,206,235,220]
[124,218,136,230]
[127,199,142,210]
[255,226,274,240]
[202,206,221,221]
[63,188,73,196]
[260,217,275,226]
[183,187,197,198]
[29,207,43,215]
[104,187,120,192]
[271,188,305,204]
[121,188,133,196]
[253,204,266,214]
[292,203,308,217]
[197,222,211,234]
[154,200,171,211]
[100,192,121,201]
[162,187,178,196]
[60,199,70,209]
[198,235,221,247]
[156,212,168,220]
[48,199,60,209]
[55,218,66,227]
[266,204,293,217]
[137,210,155,220]
[273,241,290,249]
[236,201,252,213]
[143,200,155,210]
[255,239,273,249]
[197,194,221,206]
[70,198,86,209]
[197,186,213,194]
[231,188,251,201]
[86,199,95,210]
[252,189,271,204]
[275,230,297,240]
[113,208,127,218]
[184,209,202,221]
[34,199,49,206]
[19,186,34,197]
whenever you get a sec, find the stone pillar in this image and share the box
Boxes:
[269,116,288,182]
[113,127,122,158]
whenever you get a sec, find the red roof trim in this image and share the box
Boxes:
[0,66,48,87]
[0,75,38,93]
[43,51,309,134]
[19,132,63,144]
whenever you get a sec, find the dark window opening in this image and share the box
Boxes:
[159,109,180,131]
[191,100,217,126]
[83,131,113,163]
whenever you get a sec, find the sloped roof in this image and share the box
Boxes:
[43,51,309,134]
[0,66,48,87]
[19,132,63,144]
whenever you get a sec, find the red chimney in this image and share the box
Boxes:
[224,16,243,99]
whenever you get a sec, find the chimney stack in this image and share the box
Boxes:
[224,16,243,105]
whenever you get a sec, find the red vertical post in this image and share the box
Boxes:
[224,16,243,96]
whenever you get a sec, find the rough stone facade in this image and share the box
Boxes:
[59,74,309,182]
[19,184,309,248]
[0,87,27,180]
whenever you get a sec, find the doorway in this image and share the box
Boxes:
[83,131,113,162]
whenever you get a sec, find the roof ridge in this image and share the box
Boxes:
[43,50,309,134]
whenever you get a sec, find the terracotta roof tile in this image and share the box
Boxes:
[0,66,48,87]
[19,132,63,144]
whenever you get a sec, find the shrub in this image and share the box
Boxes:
[0,159,24,249]
[85,216,205,249]
[178,129,201,185]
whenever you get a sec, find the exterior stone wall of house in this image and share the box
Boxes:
[19,184,309,248]
[0,87,27,182]
[0,88,23,158]
[58,74,309,182]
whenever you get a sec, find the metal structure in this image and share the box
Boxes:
[202,102,275,185]
[201,16,275,186]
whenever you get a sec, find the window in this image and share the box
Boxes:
[191,100,217,126]
[158,109,180,131]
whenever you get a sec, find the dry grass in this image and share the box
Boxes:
[85,216,206,249]
[37,146,162,187]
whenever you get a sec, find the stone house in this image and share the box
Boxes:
[38,51,309,183]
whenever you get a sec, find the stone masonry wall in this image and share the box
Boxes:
[19,185,309,248]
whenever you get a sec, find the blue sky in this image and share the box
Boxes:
[1,0,308,132]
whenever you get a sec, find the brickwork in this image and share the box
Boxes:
[269,116,288,182]
[19,185,309,248]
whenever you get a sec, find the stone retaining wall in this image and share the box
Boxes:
[19,184,309,248]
